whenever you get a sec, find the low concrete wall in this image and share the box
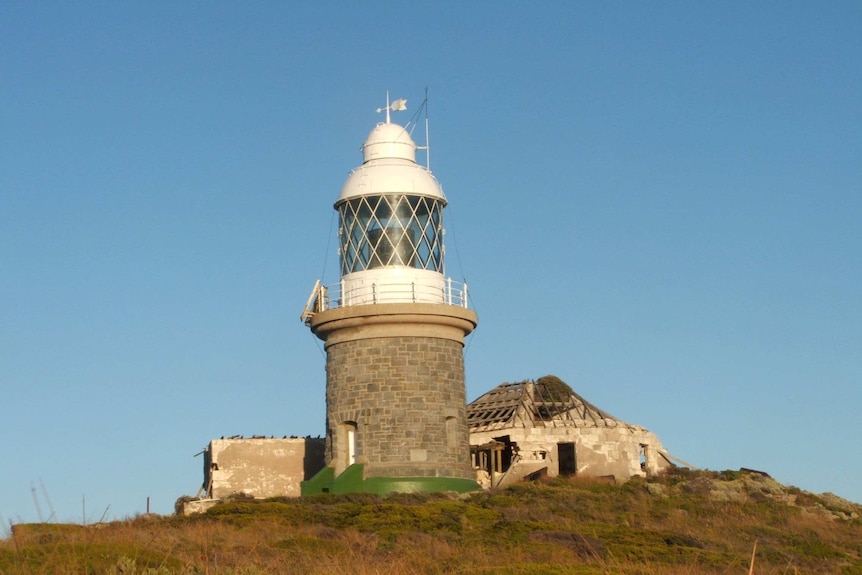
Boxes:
[206,438,325,499]
[182,498,220,515]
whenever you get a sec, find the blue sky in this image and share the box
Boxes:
[1,2,860,524]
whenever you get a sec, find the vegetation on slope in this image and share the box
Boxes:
[2,469,860,574]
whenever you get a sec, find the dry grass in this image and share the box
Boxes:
[2,471,860,575]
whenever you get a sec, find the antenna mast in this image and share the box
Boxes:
[424,87,431,170]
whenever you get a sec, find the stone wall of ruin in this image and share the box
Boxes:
[470,424,671,482]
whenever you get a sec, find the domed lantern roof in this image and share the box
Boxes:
[338,120,446,204]
[362,122,416,162]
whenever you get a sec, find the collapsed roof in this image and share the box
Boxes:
[467,376,646,434]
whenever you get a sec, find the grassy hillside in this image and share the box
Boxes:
[2,469,860,574]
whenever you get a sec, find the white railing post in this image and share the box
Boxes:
[463,282,468,308]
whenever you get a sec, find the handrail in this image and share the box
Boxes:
[302,277,469,324]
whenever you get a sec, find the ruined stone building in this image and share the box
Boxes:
[467,376,673,488]
[183,437,325,514]
[200,437,325,499]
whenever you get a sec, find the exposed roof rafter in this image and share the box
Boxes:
[467,380,645,433]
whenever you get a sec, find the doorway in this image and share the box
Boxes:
[558,442,577,476]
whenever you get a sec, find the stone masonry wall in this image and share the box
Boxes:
[470,425,671,481]
[325,336,473,480]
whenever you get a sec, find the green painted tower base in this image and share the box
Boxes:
[301,464,480,496]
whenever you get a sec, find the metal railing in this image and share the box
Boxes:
[302,277,469,324]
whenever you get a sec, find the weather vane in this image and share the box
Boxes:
[376,91,407,123]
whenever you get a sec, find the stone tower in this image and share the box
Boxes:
[301,96,478,494]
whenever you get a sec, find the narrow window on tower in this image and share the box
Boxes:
[445,416,458,450]
[343,421,357,468]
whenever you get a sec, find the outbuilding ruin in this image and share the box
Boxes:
[182,437,325,514]
[467,376,675,487]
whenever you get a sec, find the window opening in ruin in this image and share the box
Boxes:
[639,444,649,473]
[558,442,577,476]
[492,435,515,472]
[470,442,499,475]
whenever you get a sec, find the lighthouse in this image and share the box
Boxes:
[301,96,478,495]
